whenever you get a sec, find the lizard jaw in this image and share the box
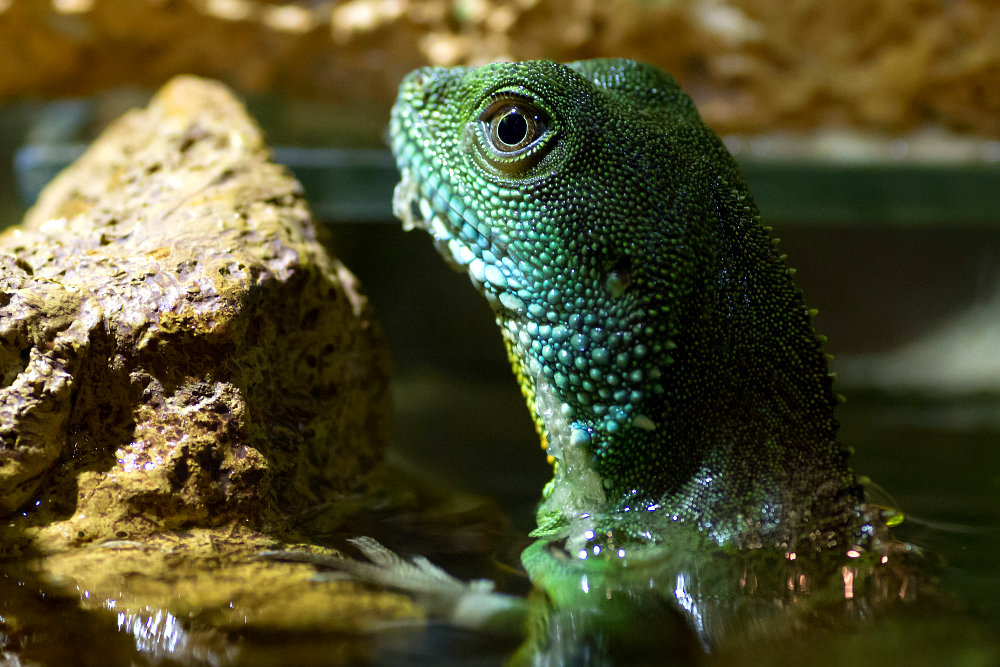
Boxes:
[392,167,612,519]
[393,166,531,316]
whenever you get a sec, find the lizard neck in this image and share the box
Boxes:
[503,189,861,548]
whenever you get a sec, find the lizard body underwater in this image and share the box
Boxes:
[390,58,886,558]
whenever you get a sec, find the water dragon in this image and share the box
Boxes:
[389,59,885,561]
[265,60,915,661]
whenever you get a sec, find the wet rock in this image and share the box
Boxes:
[0,75,389,549]
[33,527,425,664]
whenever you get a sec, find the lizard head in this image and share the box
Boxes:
[391,60,721,492]
[390,60,849,539]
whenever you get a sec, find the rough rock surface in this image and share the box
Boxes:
[0,75,389,549]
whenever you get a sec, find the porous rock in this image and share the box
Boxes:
[0,75,389,549]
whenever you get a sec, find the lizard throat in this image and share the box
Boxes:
[391,110,667,525]
[392,164,612,519]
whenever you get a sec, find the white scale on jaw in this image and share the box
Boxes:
[395,167,628,528]
[394,167,660,435]
[394,166,531,313]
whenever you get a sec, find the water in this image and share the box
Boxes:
[1,389,998,665]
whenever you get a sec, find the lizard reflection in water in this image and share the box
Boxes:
[277,60,925,662]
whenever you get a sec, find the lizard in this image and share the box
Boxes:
[389,58,890,562]
[265,60,919,660]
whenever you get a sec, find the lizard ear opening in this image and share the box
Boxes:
[605,255,633,298]
[475,95,556,176]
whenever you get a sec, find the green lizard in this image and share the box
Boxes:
[268,60,919,661]
[390,58,886,560]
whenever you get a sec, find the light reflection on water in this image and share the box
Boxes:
[515,511,929,664]
[1,396,998,665]
[674,572,705,639]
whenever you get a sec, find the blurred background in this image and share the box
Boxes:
[1,0,998,539]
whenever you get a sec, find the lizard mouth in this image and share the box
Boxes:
[392,163,531,314]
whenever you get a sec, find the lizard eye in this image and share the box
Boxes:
[476,97,554,175]
[488,105,542,151]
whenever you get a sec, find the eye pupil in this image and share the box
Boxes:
[496,110,529,146]
[477,97,553,173]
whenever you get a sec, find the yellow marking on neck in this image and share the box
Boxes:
[502,335,557,470]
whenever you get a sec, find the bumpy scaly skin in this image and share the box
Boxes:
[391,59,866,550]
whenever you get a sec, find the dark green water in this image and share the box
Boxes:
[2,390,998,666]
[393,388,1000,667]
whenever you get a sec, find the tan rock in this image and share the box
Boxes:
[33,527,424,663]
[0,75,389,550]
